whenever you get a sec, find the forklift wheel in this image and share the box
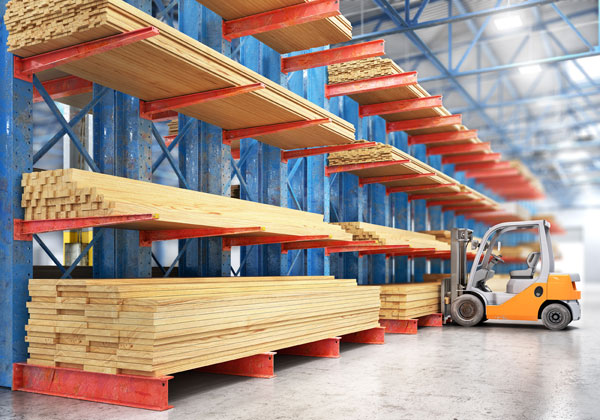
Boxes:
[541,303,572,330]
[451,294,484,327]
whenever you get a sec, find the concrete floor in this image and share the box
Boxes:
[1,284,598,420]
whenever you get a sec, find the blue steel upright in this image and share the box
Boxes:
[411,143,428,282]
[93,0,153,279]
[391,131,410,283]
[0,0,33,387]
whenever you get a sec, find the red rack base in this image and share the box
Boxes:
[12,363,172,411]
[198,353,276,379]
[341,327,385,344]
[380,313,443,335]
[279,337,341,358]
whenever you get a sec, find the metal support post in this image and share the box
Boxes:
[0,0,33,386]
[198,6,233,276]
[368,116,389,284]
[411,143,427,282]
[306,49,329,276]
[93,0,152,279]
[390,131,410,283]
[428,154,443,274]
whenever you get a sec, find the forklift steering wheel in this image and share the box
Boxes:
[490,254,505,265]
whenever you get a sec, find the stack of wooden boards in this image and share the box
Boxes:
[328,143,500,209]
[421,231,451,245]
[328,57,401,84]
[5,0,355,150]
[21,169,352,242]
[195,0,352,54]
[167,120,178,138]
[327,57,494,156]
[26,276,381,376]
[372,282,441,320]
[335,222,450,251]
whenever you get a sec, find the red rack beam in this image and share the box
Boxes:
[408,129,477,146]
[465,168,520,178]
[223,118,331,145]
[33,76,92,103]
[453,161,512,172]
[453,208,498,216]
[383,248,436,258]
[359,95,442,118]
[442,153,501,165]
[325,244,409,256]
[199,353,276,379]
[325,72,418,99]
[222,0,340,41]
[281,141,376,163]
[223,234,330,251]
[426,142,490,156]
[386,183,455,195]
[359,172,435,187]
[386,115,461,133]
[14,27,160,81]
[231,146,241,160]
[408,191,471,202]
[278,337,340,358]
[13,363,172,411]
[140,83,265,121]
[164,135,177,147]
[14,214,158,241]
[341,327,385,344]
[281,39,385,73]
[325,159,410,176]
[281,240,376,254]
[140,226,265,247]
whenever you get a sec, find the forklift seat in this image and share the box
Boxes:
[506,252,540,294]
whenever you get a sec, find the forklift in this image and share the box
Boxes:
[441,220,581,330]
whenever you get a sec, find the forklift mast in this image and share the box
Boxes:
[442,228,473,319]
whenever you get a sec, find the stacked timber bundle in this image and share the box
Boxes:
[335,222,450,251]
[4,0,355,150]
[26,276,381,376]
[195,0,352,54]
[167,120,178,137]
[328,57,402,84]
[376,283,441,320]
[328,142,408,166]
[420,231,451,245]
[21,169,352,241]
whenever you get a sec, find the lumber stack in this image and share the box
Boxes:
[196,0,352,54]
[21,169,352,241]
[335,222,450,251]
[167,120,178,137]
[420,231,451,245]
[328,141,410,166]
[374,283,441,320]
[328,57,401,84]
[5,0,355,150]
[26,276,381,376]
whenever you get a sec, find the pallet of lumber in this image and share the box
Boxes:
[196,0,352,54]
[420,231,451,244]
[367,283,441,320]
[335,222,450,251]
[21,169,352,242]
[5,0,355,150]
[25,276,381,376]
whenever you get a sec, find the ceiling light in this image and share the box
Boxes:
[494,14,523,31]
[519,64,542,75]
[566,55,600,83]
[557,150,590,162]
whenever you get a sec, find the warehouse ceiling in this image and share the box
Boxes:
[340,0,600,208]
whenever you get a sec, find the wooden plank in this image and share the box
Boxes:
[6,0,355,150]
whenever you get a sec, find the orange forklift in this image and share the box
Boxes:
[442,220,581,330]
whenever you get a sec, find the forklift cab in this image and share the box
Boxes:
[469,220,552,298]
